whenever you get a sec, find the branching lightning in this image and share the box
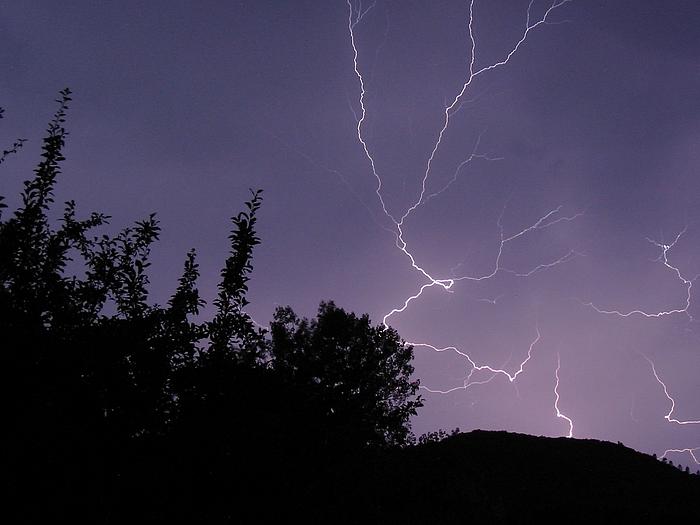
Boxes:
[381,205,584,327]
[422,133,504,205]
[643,355,700,426]
[415,323,541,394]
[345,0,700,482]
[554,353,574,438]
[346,0,581,433]
[397,0,573,225]
[584,228,696,321]
[348,0,580,308]
[661,447,700,466]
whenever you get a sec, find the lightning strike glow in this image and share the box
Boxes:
[585,228,695,320]
[381,204,583,327]
[554,353,574,438]
[643,355,700,426]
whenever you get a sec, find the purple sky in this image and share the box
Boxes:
[2,0,699,463]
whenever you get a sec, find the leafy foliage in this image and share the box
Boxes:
[208,188,265,363]
[271,302,423,448]
[418,427,461,445]
[2,92,424,520]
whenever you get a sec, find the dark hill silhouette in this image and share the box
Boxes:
[325,430,700,523]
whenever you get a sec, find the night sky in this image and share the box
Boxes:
[2,0,699,464]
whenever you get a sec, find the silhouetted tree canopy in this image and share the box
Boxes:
[271,302,422,448]
[1,91,423,521]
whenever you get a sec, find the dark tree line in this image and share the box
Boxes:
[2,91,423,522]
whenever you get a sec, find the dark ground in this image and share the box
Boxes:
[318,430,700,523]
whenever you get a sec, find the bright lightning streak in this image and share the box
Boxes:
[346,0,579,432]
[450,206,584,284]
[502,249,580,278]
[345,0,697,469]
[643,355,700,426]
[399,0,573,224]
[422,132,504,205]
[585,228,695,320]
[382,206,583,327]
[348,0,580,318]
[661,448,700,465]
[554,353,574,438]
[347,0,396,224]
[415,323,540,394]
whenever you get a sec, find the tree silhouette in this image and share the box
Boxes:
[269,301,423,449]
[2,91,426,520]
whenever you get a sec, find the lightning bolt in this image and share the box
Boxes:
[397,0,573,224]
[382,206,583,327]
[346,0,582,431]
[643,355,700,426]
[348,0,580,314]
[584,228,696,321]
[416,322,541,394]
[347,0,395,224]
[344,0,700,474]
[661,447,700,466]
[422,132,504,205]
[554,353,574,438]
